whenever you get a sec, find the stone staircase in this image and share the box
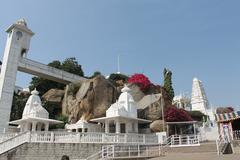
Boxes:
[166,141,217,154]
[0,142,103,160]
[83,144,165,160]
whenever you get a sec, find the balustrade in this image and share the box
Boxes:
[170,134,200,147]
[0,131,30,154]
[101,144,163,159]
[0,131,160,154]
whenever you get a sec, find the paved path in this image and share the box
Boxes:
[150,153,240,160]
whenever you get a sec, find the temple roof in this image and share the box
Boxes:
[9,89,62,125]
[22,89,49,119]
[106,85,137,118]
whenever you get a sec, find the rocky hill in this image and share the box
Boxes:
[43,75,172,131]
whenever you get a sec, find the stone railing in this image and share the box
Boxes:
[0,131,159,154]
[30,131,159,144]
[0,132,18,143]
[101,144,164,159]
[169,134,200,147]
[0,131,30,154]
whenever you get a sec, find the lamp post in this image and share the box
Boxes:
[160,89,165,132]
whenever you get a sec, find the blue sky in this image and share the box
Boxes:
[0,0,239,109]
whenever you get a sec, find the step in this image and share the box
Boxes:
[166,141,217,153]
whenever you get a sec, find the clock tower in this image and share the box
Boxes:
[0,19,34,132]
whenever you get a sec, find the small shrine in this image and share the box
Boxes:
[91,85,151,133]
[9,89,62,132]
[65,119,102,132]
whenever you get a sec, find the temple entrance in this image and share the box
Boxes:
[109,123,116,133]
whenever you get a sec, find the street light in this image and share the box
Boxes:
[160,88,165,132]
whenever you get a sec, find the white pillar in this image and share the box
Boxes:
[20,124,24,132]
[105,120,109,133]
[193,123,196,135]
[134,122,138,133]
[27,122,31,131]
[44,123,49,131]
[32,122,36,131]
[126,122,130,133]
[116,120,120,134]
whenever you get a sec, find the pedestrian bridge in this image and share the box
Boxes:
[18,57,87,84]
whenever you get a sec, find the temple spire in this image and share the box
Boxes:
[191,77,209,114]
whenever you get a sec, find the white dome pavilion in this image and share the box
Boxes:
[91,85,150,134]
[9,89,62,132]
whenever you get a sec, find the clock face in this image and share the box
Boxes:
[16,31,23,40]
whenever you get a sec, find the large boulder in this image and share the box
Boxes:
[139,101,163,121]
[150,120,165,132]
[128,83,145,102]
[42,89,65,103]
[137,85,169,121]
[62,75,119,123]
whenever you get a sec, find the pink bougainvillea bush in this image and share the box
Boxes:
[128,74,152,91]
[164,105,193,122]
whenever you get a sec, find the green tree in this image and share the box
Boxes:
[61,57,84,76]
[163,68,175,101]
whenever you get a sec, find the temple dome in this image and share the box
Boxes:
[106,85,137,118]
[118,85,134,103]
[22,89,49,119]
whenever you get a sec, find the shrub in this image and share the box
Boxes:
[164,105,193,122]
[108,73,129,82]
[128,74,152,91]
[188,111,207,122]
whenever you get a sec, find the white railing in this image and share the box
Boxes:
[30,131,158,144]
[85,150,102,160]
[0,131,159,155]
[0,131,30,154]
[0,133,19,143]
[101,144,163,159]
[169,134,200,147]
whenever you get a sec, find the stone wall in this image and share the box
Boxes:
[0,143,102,160]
